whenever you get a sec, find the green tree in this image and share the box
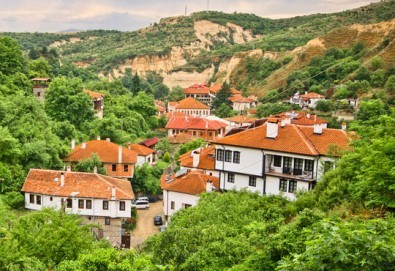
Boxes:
[315,99,335,112]
[0,36,23,76]
[74,153,106,174]
[28,57,51,78]
[212,82,231,109]
[385,75,395,95]
[167,86,184,101]
[256,103,291,118]
[215,102,235,118]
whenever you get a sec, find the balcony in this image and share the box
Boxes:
[267,167,314,181]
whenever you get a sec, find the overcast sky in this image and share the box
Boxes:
[0,0,379,32]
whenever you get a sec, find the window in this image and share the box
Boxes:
[184,204,192,209]
[249,176,256,187]
[228,173,235,183]
[294,158,303,175]
[36,195,41,205]
[78,199,84,209]
[288,180,297,193]
[120,201,125,211]
[233,151,240,163]
[279,179,287,192]
[30,194,35,204]
[225,150,232,162]
[112,164,117,171]
[283,157,292,174]
[66,198,73,208]
[105,217,111,225]
[216,149,224,161]
[103,200,109,210]
[170,201,175,210]
[305,160,314,172]
[86,200,92,209]
[273,155,282,167]
[123,165,129,172]
[50,196,53,201]
[208,131,213,137]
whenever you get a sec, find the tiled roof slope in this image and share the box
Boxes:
[166,116,227,130]
[64,140,137,164]
[128,143,155,156]
[175,97,210,109]
[300,92,325,100]
[184,84,210,95]
[271,111,327,126]
[161,170,219,195]
[22,169,134,200]
[213,122,349,156]
[179,146,215,170]
[168,133,198,144]
[83,89,105,99]
[226,115,257,124]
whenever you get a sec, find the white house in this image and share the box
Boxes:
[21,169,135,248]
[212,117,350,200]
[167,97,210,117]
[178,145,219,177]
[127,143,155,166]
[161,169,219,221]
[228,95,258,112]
[290,91,326,109]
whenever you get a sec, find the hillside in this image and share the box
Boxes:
[2,0,395,93]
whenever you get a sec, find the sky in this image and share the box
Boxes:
[0,0,380,33]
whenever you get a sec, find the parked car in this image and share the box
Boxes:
[153,216,163,226]
[137,196,149,202]
[132,200,150,209]
[139,195,158,203]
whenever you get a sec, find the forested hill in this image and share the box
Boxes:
[2,1,395,95]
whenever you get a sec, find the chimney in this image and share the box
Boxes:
[342,122,347,131]
[106,138,111,142]
[81,142,86,149]
[206,180,213,193]
[205,120,208,129]
[97,136,101,140]
[307,113,310,119]
[111,186,116,199]
[313,123,323,135]
[127,142,131,150]
[305,91,308,95]
[60,172,65,187]
[71,139,75,150]
[266,118,279,139]
[118,145,122,164]
[66,166,71,172]
[93,166,97,174]
[192,150,200,168]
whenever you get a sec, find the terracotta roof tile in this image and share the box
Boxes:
[22,169,134,200]
[138,138,158,148]
[228,95,257,103]
[64,140,137,164]
[226,115,257,124]
[213,122,349,156]
[271,111,327,126]
[83,89,105,99]
[168,133,198,144]
[175,97,210,110]
[166,116,227,130]
[184,84,210,95]
[300,92,325,100]
[128,143,155,156]
[179,146,215,170]
[161,170,219,195]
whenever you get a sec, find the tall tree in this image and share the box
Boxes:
[212,82,231,109]
[0,36,23,76]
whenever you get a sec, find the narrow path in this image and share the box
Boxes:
[130,200,164,249]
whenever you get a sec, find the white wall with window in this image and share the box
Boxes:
[219,172,265,194]
[162,190,200,220]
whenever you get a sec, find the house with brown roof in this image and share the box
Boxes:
[32,78,51,101]
[83,89,105,119]
[64,138,137,179]
[228,95,258,112]
[290,91,326,108]
[226,115,257,128]
[270,111,328,128]
[127,143,155,166]
[167,97,211,117]
[183,83,211,104]
[212,118,350,200]
[21,168,134,248]
[166,116,227,141]
[161,169,219,220]
[178,145,218,177]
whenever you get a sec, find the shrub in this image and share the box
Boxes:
[2,191,25,209]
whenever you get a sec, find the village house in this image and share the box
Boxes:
[21,168,134,248]
[83,89,105,119]
[32,77,51,101]
[64,138,137,179]
[228,95,258,112]
[161,169,219,220]
[226,115,257,128]
[178,145,218,177]
[127,143,155,166]
[138,137,159,149]
[290,91,326,108]
[208,83,242,100]
[270,111,328,127]
[183,83,211,104]
[212,118,350,200]
[167,97,211,117]
[155,100,166,116]
[166,116,227,141]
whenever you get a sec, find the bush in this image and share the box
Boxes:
[163,152,171,163]
[2,191,25,209]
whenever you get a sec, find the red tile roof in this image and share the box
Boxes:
[213,122,350,156]
[83,89,105,99]
[184,83,210,95]
[128,143,155,156]
[228,95,257,103]
[64,140,137,164]
[161,170,219,195]
[166,116,227,131]
[179,146,215,170]
[271,111,327,126]
[22,169,134,200]
[300,92,325,100]
[175,97,210,110]
[138,137,158,148]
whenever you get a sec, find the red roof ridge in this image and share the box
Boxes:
[292,125,319,155]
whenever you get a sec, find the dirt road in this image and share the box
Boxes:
[130,201,164,249]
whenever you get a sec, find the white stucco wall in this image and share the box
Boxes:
[163,190,200,219]
[219,172,265,195]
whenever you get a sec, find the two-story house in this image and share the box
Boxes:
[21,168,134,247]
[167,97,210,117]
[228,95,258,112]
[64,138,137,179]
[166,116,227,141]
[212,118,350,200]
[127,143,155,166]
[161,169,219,220]
[183,83,211,104]
[83,89,105,119]
[290,91,326,108]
